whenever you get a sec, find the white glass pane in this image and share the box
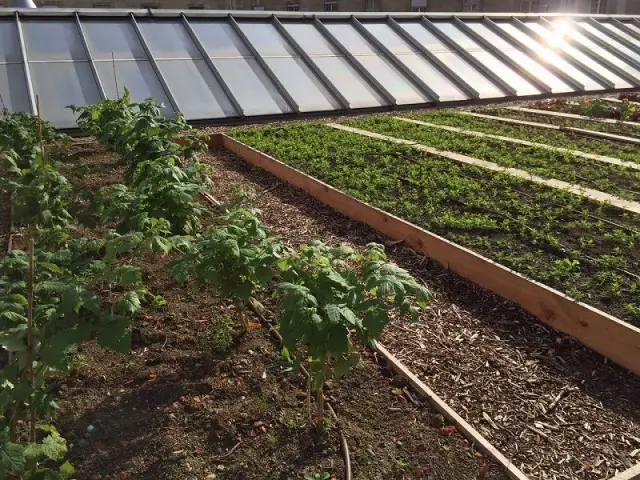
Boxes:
[283,23,339,56]
[602,22,640,45]
[138,20,200,59]
[157,59,236,119]
[495,21,604,91]
[552,20,640,81]
[0,64,30,113]
[363,23,416,54]
[30,62,100,128]
[576,21,640,64]
[324,23,379,56]
[82,19,147,60]
[356,55,429,104]
[312,56,386,108]
[395,53,468,101]
[465,22,570,93]
[624,22,640,37]
[398,22,503,98]
[213,57,290,116]
[23,19,87,61]
[190,21,251,58]
[237,22,296,57]
[265,57,339,112]
[0,19,21,63]
[96,60,170,113]
[433,22,539,96]
[526,21,632,89]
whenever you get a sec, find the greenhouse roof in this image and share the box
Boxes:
[1,9,639,128]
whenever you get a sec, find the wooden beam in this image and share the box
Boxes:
[608,463,640,480]
[505,106,640,128]
[220,133,640,375]
[375,343,530,480]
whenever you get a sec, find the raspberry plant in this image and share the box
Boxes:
[276,242,430,428]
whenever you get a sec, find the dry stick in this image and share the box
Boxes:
[201,192,352,480]
[27,237,35,444]
[0,92,6,110]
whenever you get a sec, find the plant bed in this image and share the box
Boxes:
[526,98,640,123]
[400,110,640,164]
[195,145,640,480]
[478,108,640,138]
[49,142,505,480]
[341,116,640,203]
[227,124,640,327]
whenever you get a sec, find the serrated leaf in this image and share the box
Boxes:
[325,304,341,324]
[0,441,25,474]
[97,315,131,354]
[40,430,67,461]
[116,291,141,315]
[115,266,142,287]
[59,460,75,479]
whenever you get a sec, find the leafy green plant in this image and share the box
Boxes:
[169,208,287,330]
[276,242,430,428]
[304,472,331,480]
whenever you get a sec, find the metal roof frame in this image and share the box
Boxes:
[1,8,638,129]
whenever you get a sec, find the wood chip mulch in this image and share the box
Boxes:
[200,147,640,480]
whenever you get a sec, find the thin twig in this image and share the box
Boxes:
[212,441,242,460]
[112,52,119,100]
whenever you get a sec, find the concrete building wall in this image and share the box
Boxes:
[35,0,640,12]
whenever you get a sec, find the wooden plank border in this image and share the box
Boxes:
[392,116,640,171]
[459,111,640,146]
[374,342,530,480]
[219,133,640,375]
[609,463,640,480]
[506,106,640,128]
[328,123,640,215]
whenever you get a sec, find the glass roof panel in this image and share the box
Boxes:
[550,20,640,81]
[324,22,379,56]
[575,20,640,64]
[0,64,30,113]
[138,19,201,59]
[30,62,100,128]
[0,19,21,64]
[23,19,87,61]
[189,20,251,58]
[96,60,170,112]
[525,20,632,89]
[82,19,147,60]
[362,23,416,54]
[213,57,291,116]
[624,22,640,37]
[601,22,640,45]
[237,21,297,57]
[494,21,604,91]
[433,21,539,96]
[465,22,570,93]
[397,22,503,98]
[156,58,236,119]
[312,55,386,108]
[395,53,468,101]
[356,55,429,104]
[282,22,340,56]
[265,57,340,112]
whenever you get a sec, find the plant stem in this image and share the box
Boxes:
[36,95,44,164]
[306,372,312,425]
[315,388,324,431]
[236,300,248,334]
[27,236,36,444]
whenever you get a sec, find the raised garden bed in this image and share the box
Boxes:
[341,116,640,203]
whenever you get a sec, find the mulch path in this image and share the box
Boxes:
[200,146,640,480]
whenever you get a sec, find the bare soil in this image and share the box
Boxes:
[49,143,504,480]
[198,146,640,480]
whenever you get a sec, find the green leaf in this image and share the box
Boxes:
[59,460,75,479]
[341,307,363,329]
[117,291,141,314]
[334,353,361,380]
[115,266,142,286]
[0,441,25,474]
[40,430,67,461]
[325,304,341,324]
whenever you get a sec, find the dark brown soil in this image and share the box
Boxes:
[50,143,505,480]
[199,147,640,480]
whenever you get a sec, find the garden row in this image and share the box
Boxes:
[342,116,640,203]
[228,124,640,327]
[477,106,640,138]
[526,97,640,122]
[1,95,433,477]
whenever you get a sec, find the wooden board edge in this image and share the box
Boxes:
[506,107,640,128]
[608,463,640,480]
[217,134,640,375]
[375,342,530,480]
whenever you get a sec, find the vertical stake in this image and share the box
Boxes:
[27,237,35,444]
[36,94,44,163]
[112,52,119,100]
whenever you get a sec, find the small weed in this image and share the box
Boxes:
[285,418,299,430]
[304,472,331,480]
[211,315,236,352]
[265,432,278,447]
